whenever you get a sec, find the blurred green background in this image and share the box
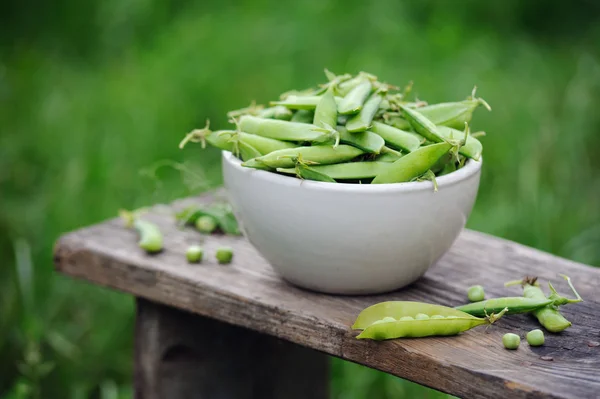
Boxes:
[1,0,600,398]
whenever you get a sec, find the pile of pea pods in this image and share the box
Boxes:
[180,69,491,186]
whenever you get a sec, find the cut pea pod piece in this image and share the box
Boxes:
[352,301,507,340]
[242,145,364,169]
[370,121,422,152]
[372,142,452,184]
[277,161,392,180]
[239,115,335,143]
[338,126,385,154]
[271,95,342,110]
[345,91,384,132]
[338,79,373,115]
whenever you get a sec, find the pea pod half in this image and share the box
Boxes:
[353,301,506,340]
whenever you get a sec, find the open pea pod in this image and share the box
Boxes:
[176,204,241,235]
[353,301,506,340]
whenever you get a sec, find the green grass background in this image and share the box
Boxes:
[1,0,599,397]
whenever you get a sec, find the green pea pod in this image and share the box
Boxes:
[370,121,422,152]
[413,96,491,130]
[292,163,337,183]
[345,91,383,132]
[203,130,236,152]
[372,142,452,184]
[237,132,297,154]
[399,104,445,143]
[375,151,404,163]
[338,80,373,115]
[176,204,241,235]
[120,211,163,253]
[238,141,262,162]
[271,95,342,110]
[353,301,506,340]
[524,283,571,333]
[242,145,364,169]
[277,161,392,180]
[313,88,338,130]
[336,71,378,96]
[505,275,583,333]
[239,116,334,143]
[455,297,553,317]
[386,116,412,131]
[258,105,293,120]
[338,126,385,154]
[291,109,314,123]
[436,126,483,160]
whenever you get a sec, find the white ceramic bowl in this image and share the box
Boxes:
[222,151,482,295]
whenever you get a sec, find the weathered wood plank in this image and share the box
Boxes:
[54,194,600,399]
[134,298,328,399]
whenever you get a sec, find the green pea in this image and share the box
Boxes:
[338,79,372,115]
[278,161,391,180]
[186,245,204,263]
[370,121,422,153]
[415,313,430,320]
[430,315,445,319]
[195,215,217,234]
[215,247,234,264]
[526,329,545,346]
[503,333,520,350]
[242,145,364,169]
[371,142,452,184]
[381,317,396,323]
[398,316,414,321]
[346,91,384,132]
[467,285,485,302]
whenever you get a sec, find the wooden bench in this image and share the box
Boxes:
[53,192,600,399]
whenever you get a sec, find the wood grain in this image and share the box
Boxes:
[54,193,600,399]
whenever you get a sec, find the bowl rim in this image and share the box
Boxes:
[222,150,482,193]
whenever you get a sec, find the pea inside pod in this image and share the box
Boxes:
[353,301,507,340]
